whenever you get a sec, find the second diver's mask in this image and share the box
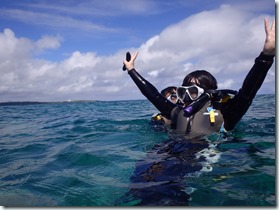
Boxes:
[166,93,178,104]
[177,85,204,103]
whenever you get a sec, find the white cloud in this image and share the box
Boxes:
[133,4,274,91]
[0,28,32,60]
[58,76,94,93]
[35,35,62,50]
[218,79,234,89]
[0,3,275,102]
[61,51,100,70]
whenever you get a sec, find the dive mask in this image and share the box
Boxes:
[166,93,178,104]
[177,85,204,102]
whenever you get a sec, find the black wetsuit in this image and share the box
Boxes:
[128,52,274,132]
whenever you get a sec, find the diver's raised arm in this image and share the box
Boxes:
[240,18,275,98]
[122,51,175,119]
[221,18,275,131]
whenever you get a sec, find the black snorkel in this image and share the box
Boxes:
[183,93,211,117]
[122,52,131,71]
[182,89,237,117]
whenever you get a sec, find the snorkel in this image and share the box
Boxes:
[183,93,211,117]
[122,52,131,71]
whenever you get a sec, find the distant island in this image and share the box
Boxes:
[0,100,98,106]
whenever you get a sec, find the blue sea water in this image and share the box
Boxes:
[0,94,275,207]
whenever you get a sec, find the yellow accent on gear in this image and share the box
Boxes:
[220,95,231,103]
[209,110,215,123]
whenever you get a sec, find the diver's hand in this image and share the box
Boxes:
[123,52,139,71]
[263,18,275,56]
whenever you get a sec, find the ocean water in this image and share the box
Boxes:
[0,94,275,207]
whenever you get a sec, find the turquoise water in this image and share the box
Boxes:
[0,95,275,206]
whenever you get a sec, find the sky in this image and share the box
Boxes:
[0,0,276,102]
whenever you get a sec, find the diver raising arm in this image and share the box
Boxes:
[221,18,275,131]
[123,52,176,119]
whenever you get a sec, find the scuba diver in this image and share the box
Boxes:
[123,18,275,137]
[150,86,180,130]
[161,86,178,104]
[118,18,275,206]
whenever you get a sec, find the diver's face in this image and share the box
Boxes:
[177,79,204,107]
[165,90,178,104]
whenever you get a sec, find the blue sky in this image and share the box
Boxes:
[0,0,276,102]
